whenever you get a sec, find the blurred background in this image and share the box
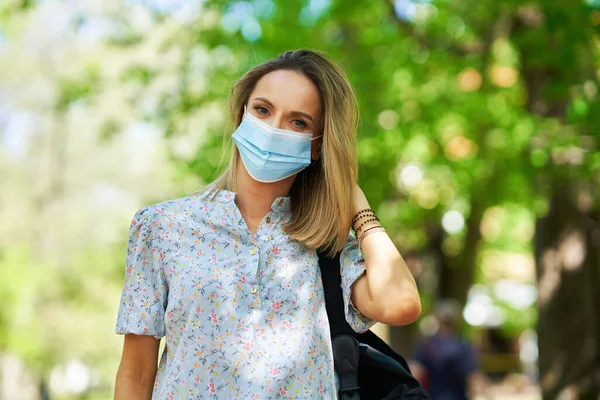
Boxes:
[0,0,599,399]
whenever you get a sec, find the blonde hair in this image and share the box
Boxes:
[206,49,359,256]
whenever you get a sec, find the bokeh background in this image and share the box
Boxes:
[1,0,599,399]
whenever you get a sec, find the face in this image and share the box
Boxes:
[246,69,323,161]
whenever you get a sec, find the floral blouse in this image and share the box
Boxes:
[115,189,375,399]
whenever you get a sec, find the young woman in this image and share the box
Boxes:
[114,49,421,399]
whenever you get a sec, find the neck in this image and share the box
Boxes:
[234,161,295,220]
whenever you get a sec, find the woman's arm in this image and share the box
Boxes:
[114,334,160,400]
[349,185,422,326]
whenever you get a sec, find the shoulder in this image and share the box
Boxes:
[133,191,216,227]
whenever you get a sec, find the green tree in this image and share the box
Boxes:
[1,0,598,398]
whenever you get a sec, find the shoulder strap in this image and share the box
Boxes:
[332,334,361,400]
[318,250,360,399]
[318,251,429,400]
[317,250,357,338]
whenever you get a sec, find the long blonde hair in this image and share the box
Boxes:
[206,49,359,256]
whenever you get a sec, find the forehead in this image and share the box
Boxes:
[250,69,322,117]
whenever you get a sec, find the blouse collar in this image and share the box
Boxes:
[214,189,291,215]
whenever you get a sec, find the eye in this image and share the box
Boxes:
[254,106,269,115]
[293,119,307,128]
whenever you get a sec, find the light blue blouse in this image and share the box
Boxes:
[116,189,374,399]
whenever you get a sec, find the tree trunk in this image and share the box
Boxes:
[534,188,600,399]
[509,2,600,396]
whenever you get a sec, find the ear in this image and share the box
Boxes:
[311,136,322,161]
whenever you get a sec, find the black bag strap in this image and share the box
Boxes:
[317,250,356,338]
[317,250,430,400]
[332,335,361,400]
[318,250,361,398]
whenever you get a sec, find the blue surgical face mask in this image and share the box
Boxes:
[232,109,322,183]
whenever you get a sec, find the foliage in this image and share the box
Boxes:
[0,0,598,396]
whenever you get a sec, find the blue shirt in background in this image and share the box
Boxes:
[414,333,479,400]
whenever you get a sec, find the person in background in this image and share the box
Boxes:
[412,299,490,400]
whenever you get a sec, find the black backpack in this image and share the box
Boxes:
[318,250,431,400]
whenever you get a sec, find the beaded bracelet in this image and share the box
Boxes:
[355,217,380,235]
[352,210,377,224]
[353,212,377,224]
[359,226,386,249]
[353,215,377,230]
[354,216,381,235]
[352,208,375,225]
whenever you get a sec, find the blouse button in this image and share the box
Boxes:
[266,217,272,223]
[250,286,258,294]
[250,248,257,255]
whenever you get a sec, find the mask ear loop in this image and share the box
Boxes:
[237,105,247,127]
[310,132,323,165]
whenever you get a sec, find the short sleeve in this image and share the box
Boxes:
[115,208,168,339]
[339,232,377,333]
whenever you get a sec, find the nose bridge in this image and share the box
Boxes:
[272,110,286,130]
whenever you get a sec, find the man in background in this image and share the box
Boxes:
[412,299,490,400]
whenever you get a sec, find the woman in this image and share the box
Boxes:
[114,49,421,399]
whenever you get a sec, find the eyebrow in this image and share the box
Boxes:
[253,97,314,123]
